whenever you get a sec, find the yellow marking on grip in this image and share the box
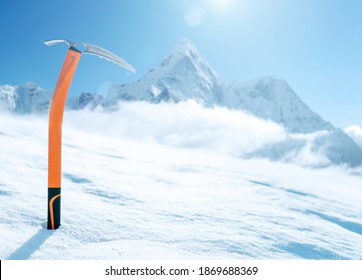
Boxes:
[49,194,61,230]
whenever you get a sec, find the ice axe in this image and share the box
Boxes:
[44,39,135,230]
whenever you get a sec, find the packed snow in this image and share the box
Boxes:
[1,103,362,260]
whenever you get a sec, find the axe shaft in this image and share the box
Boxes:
[47,48,81,230]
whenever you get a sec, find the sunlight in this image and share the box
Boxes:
[208,0,237,14]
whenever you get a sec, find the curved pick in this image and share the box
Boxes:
[44,39,136,74]
[77,42,136,74]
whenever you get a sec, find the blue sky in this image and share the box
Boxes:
[0,0,361,128]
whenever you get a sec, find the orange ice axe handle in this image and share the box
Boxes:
[47,48,81,230]
[44,39,135,230]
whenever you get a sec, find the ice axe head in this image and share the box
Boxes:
[44,39,136,74]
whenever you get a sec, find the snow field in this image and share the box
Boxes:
[1,107,362,259]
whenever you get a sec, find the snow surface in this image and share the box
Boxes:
[1,104,362,260]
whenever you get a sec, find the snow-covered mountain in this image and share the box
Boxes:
[0,84,102,112]
[1,39,361,166]
[67,92,104,110]
[223,77,334,133]
[0,39,339,134]
[105,39,223,107]
[105,39,333,134]
[101,39,362,166]
[0,85,16,112]
[0,82,51,114]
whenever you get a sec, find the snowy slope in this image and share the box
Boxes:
[223,77,334,133]
[1,107,362,260]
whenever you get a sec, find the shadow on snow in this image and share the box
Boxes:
[6,228,54,260]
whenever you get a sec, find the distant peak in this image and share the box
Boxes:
[175,37,193,47]
[19,81,40,89]
[258,75,281,83]
[158,38,218,80]
[171,38,200,58]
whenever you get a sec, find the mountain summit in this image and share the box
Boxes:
[105,39,223,107]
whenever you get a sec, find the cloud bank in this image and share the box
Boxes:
[65,101,286,156]
[2,101,360,167]
[62,101,362,167]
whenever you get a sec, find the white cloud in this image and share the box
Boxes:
[64,101,286,156]
[184,8,203,27]
[1,104,360,169]
[2,102,355,166]
[345,125,362,148]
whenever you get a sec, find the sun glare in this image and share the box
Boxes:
[209,0,236,14]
